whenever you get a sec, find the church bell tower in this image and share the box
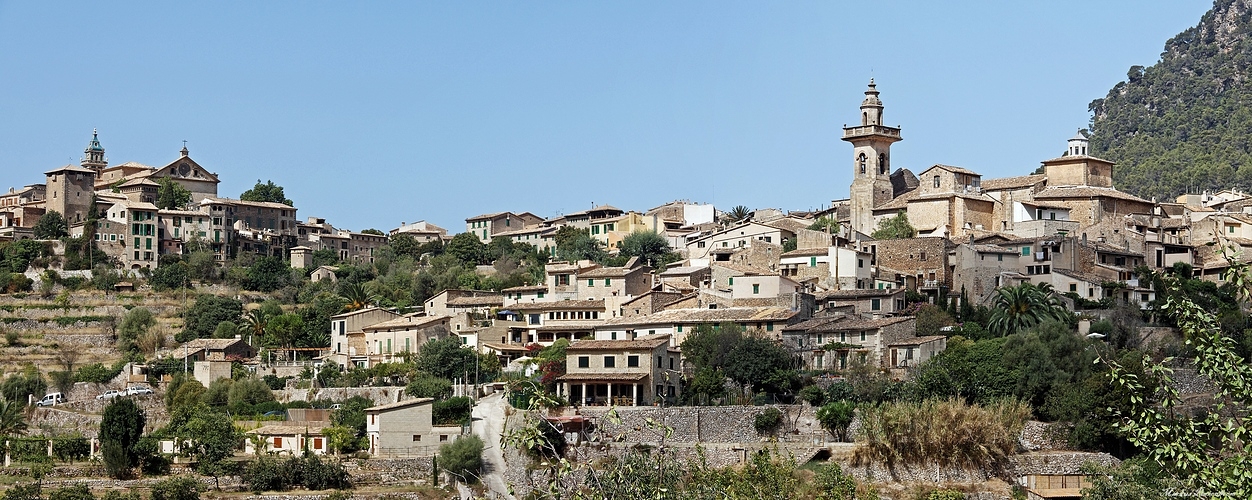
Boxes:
[81,129,107,173]
[843,79,902,236]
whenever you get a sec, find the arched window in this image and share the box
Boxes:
[879,154,888,174]
[862,112,868,125]
[858,153,867,174]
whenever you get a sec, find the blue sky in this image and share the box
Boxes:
[0,1,1212,232]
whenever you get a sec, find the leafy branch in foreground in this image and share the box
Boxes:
[1101,241,1252,495]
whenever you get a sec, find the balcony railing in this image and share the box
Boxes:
[842,125,901,139]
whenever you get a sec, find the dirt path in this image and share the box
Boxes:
[472,392,515,499]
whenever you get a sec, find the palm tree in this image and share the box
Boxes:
[242,309,268,346]
[340,282,376,312]
[0,396,29,436]
[987,282,1071,336]
[722,205,752,226]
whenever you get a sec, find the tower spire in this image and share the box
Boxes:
[81,129,107,173]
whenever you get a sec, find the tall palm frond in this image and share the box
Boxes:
[340,282,377,312]
[0,397,29,436]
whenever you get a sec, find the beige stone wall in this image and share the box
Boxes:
[907,199,951,233]
[875,237,953,287]
[796,228,833,249]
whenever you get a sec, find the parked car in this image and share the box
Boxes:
[126,386,154,396]
[96,390,122,400]
[36,393,65,407]
[329,404,342,410]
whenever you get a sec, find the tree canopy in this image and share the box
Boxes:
[870,211,915,240]
[156,177,192,210]
[32,211,67,239]
[239,180,292,206]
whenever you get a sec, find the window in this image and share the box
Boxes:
[1069,283,1077,292]
[871,298,881,311]
[766,323,774,332]
[1231,226,1236,234]
[440,435,449,442]
[627,355,639,367]
[313,438,323,449]
[997,254,1003,262]
[919,251,926,261]
[1021,246,1031,256]
[860,331,867,341]
[587,279,594,287]
[858,259,864,268]
[578,356,589,368]
[412,435,422,442]
[273,437,283,448]
[604,278,611,286]
[933,175,940,188]
[603,356,615,368]
[728,277,734,285]
[810,257,817,267]
[676,325,683,332]
[529,314,540,325]
[669,357,674,370]
[752,284,760,294]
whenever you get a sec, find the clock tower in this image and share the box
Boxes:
[843,79,902,236]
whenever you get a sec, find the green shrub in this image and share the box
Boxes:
[100,491,142,500]
[439,435,484,484]
[149,475,204,500]
[1,482,41,500]
[243,455,349,492]
[76,363,120,384]
[800,385,827,406]
[433,396,472,425]
[46,484,94,500]
[923,489,965,500]
[51,436,90,463]
[753,407,783,435]
[405,375,452,399]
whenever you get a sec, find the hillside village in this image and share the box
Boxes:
[0,81,1244,498]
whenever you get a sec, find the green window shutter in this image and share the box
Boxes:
[998,254,1003,261]
[133,237,140,249]
[766,323,774,332]
[871,298,881,310]
[588,279,594,287]
[537,292,544,298]
[605,279,611,286]
[677,325,683,332]
[728,277,734,285]
[752,284,760,294]
[1021,246,1031,256]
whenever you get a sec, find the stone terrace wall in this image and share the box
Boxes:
[274,386,406,405]
[576,404,828,444]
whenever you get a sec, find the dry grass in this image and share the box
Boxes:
[852,398,1030,470]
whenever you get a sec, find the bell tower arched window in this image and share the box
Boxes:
[879,154,888,174]
[858,153,867,174]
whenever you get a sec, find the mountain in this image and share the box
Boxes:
[1089,0,1252,202]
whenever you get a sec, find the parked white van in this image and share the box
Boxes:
[36,393,65,407]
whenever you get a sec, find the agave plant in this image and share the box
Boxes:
[987,282,1071,336]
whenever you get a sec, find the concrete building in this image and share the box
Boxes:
[466,211,543,243]
[365,398,465,457]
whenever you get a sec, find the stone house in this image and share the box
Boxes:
[365,398,465,458]
[246,423,329,456]
[981,174,1047,235]
[685,221,795,260]
[619,291,688,318]
[328,307,403,368]
[887,335,947,369]
[779,246,874,289]
[594,306,801,346]
[781,315,916,370]
[388,220,448,242]
[362,314,452,366]
[557,334,682,406]
[816,288,906,316]
[465,211,543,243]
[157,209,212,257]
[495,225,557,255]
[310,265,338,283]
[658,264,710,292]
[875,164,996,238]
[507,299,607,346]
[424,289,502,331]
[502,285,550,306]
[951,243,1024,304]
[45,164,97,225]
[102,200,159,270]
[546,260,601,300]
[547,205,623,231]
[874,237,954,298]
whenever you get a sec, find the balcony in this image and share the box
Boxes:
[842,125,901,139]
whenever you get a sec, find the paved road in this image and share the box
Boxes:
[472,392,515,499]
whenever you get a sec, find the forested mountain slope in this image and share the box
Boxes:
[1089,0,1252,201]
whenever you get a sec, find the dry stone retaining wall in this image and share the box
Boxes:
[274,386,406,405]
